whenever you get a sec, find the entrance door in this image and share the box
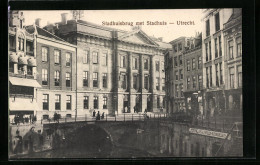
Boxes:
[123,101,129,113]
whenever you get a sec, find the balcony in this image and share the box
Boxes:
[9,72,34,79]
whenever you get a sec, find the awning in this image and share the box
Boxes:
[9,77,41,88]
[9,98,40,112]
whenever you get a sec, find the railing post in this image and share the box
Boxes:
[154,114,155,120]
[150,114,151,120]
[106,114,107,122]
[124,113,125,122]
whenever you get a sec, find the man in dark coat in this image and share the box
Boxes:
[96,111,100,120]
[93,110,96,117]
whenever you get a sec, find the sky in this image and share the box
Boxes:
[22,10,203,42]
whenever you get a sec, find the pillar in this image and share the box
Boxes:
[32,66,36,79]
[14,63,18,74]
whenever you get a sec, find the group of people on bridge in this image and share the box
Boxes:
[92,110,105,121]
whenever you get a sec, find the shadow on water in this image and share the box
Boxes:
[15,124,152,158]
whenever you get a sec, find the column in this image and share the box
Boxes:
[32,66,36,79]
[14,63,18,74]
[128,52,133,112]
[140,54,144,90]
[150,55,155,92]
[98,48,102,89]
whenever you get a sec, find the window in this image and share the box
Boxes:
[219,36,222,57]
[120,55,126,68]
[187,60,190,71]
[205,43,209,61]
[192,76,196,88]
[174,57,178,67]
[162,78,165,91]
[198,56,202,69]
[156,77,160,90]
[102,53,107,66]
[230,67,235,88]
[187,77,191,89]
[175,85,178,97]
[156,61,159,71]
[198,75,202,89]
[66,53,71,66]
[175,71,179,80]
[133,74,138,90]
[237,37,242,57]
[180,69,183,80]
[42,47,48,62]
[215,13,220,32]
[54,50,60,64]
[192,58,196,70]
[121,73,127,89]
[228,40,234,59]
[206,67,209,88]
[55,95,61,110]
[18,38,24,51]
[54,71,60,86]
[178,43,182,51]
[209,66,212,87]
[66,95,71,110]
[174,44,177,52]
[215,64,219,87]
[83,71,88,87]
[27,66,33,75]
[144,74,149,90]
[42,69,48,85]
[83,96,89,109]
[238,66,242,87]
[9,35,15,51]
[42,94,49,110]
[94,96,98,109]
[206,20,210,36]
[219,62,223,85]
[83,49,89,63]
[180,84,183,97]
[103,97,107,109]
[133,57,138,69]
[66,73,71,87]
[102,73,107,88]
[215,38,218,58]
[93,72,98,88]
[144,59,149,70]
[157,96,160,108]
[93,52,98,64]
[209,41,212,60]
[179,55,183,65]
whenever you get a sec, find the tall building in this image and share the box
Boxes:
[8,11,41,122]
[223,9,242,120]
[45,14,171,116]
[26,20,77,120]
[201,8,242,122]
[183,33,203,117]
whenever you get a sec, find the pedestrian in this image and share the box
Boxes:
[96,111,100,120]
[93,110,96,117]
[124,106,128,113]
[29,114,32,123]
[101,112,105,119]
[144,109,147,114]
[134,106,136,113]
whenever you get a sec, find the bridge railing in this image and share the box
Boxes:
[40,113,170,124]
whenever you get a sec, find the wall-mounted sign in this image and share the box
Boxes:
[189,128,231,140]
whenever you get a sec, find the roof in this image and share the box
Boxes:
[9,77,41,88]
[35,25,66,42]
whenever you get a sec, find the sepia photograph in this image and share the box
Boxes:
[8,9,243,159]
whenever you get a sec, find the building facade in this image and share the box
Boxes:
[168,37,186,113]
[201,8,242,123]
[45,14,170,116]
[183,34,203,118]
[8,11,41,122]
[26,21,77,120]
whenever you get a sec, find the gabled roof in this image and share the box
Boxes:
[35,25,66,42]
[118,29,160,47]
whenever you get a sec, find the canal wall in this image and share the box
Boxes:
[9,120,243,158]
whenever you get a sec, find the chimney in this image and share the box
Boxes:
[35,18,42,27]
[61,13,68,25]
[158,37,163,42]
